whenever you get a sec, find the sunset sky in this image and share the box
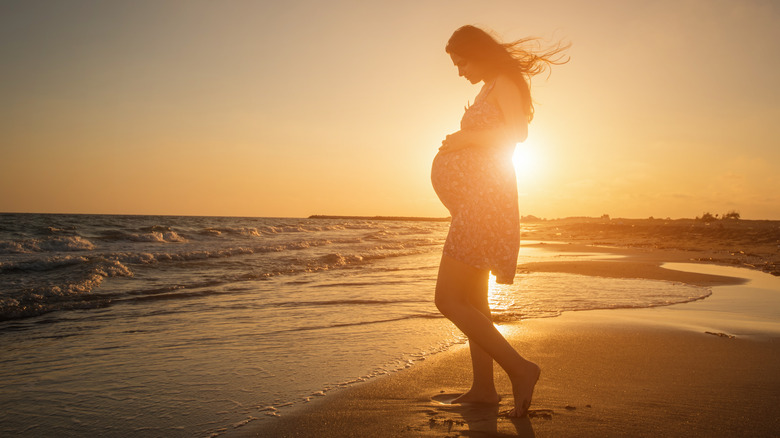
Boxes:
[2,0,779,219]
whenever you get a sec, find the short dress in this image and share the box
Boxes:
[431,81,521,284]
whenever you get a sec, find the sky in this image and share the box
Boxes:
[2,0,779,219]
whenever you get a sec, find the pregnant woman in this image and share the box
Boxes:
[431,25,568,417]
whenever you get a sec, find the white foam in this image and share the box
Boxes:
[0,258,133,320]
[0,236,95,253]
[0,255,89,273]
[128,231,187,243]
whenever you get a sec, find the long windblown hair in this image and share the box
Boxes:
[446,25,570,122]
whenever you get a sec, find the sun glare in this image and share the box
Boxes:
[512,140,543,182]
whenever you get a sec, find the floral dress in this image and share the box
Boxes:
[431,81,520,284]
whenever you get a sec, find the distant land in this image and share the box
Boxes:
[308,215,450,222]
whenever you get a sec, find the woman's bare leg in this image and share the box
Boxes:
[451,273,500,404]
[435,254,540,416]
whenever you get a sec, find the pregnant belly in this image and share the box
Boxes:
[432,148,516,213]
[431,150,472,212]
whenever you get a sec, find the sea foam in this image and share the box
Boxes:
[0,236,95,253]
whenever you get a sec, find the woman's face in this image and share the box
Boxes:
[450,52,484,84]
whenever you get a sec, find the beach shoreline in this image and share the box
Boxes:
[522,218,780,277]
[232,242,780,437]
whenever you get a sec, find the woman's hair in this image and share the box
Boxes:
[446,25,570,122]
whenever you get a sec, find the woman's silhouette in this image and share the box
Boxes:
[431,25,568,417]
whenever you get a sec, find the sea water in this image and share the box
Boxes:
[0,213,712,437]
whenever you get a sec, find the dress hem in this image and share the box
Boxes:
[442,248,516,285]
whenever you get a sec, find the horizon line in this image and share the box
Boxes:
[1,212,777,222]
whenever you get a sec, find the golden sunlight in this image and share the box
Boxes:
[512,139,544,182]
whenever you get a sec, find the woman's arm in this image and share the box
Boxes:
[439,128,508,152]
[439,75,528,153]
[493,75,528,143]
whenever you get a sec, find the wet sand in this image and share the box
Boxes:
[231,239,780,437]
[234,320,780,437]
[523,217,780,276]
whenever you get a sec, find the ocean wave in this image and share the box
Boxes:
[139,225,173,233]
[204,224,353,237]
[270,298,428,307]
[363,225,435,239]
[309,280,419,288]
[134,231,187,243]
[108,239,339,266]
[0,255,91,274]
[123,247,257,264]
[261,225,308,234]
[0,220,444,321]
[363,230,397,240]
[397,225,435,235]
[200,224,350,236]
[490,289,715,322]
[296,247,435,273]
[2,235,437,278]
[44,226,78,235]
[0,258,133,321]
[117,280,230,303]
[261,224,345,234]
[204,227,262,237]
[363,238,441,250]
[343,222,384,230]
[271,313,443,334]
[102,243,436,286]
[259,222,390,234]
[186,222,400,239]
[0,236,95,254]
[318,253,364,266]
[98,230,187,243]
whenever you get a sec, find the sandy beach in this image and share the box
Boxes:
[233,230,780,437]
[523,218,780,276]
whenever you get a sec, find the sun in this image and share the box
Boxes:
[512,139,543,182]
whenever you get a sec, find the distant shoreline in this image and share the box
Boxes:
[308,215,451,222]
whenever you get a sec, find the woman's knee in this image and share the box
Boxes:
[436,255,484,316]
[436,283,472,319]
[434,290,452,316]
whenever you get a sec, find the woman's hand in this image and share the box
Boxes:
[438,131,472,154]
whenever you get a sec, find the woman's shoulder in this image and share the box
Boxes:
[487,75,523,104]
[492,75,522,95]
[488,74,529,126]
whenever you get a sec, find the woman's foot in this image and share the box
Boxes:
[506,361,541,417]
[451,388,501,404]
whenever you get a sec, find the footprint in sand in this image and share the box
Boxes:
[431,393,461,405]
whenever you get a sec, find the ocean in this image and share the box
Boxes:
[0,213,712,437]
